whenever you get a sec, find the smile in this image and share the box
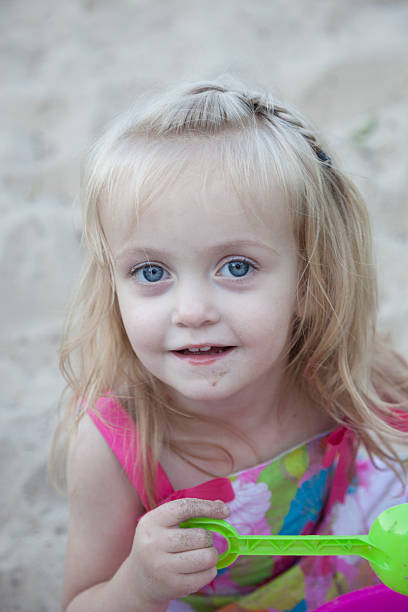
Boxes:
[176,346,233,355]
[171,346,234,364]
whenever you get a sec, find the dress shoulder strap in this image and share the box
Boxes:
[87,395,174,510]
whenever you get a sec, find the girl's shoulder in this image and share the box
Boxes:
[67,409,144,517]
[86,394,175,508]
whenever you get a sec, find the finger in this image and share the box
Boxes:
[167,527,214,553]
[153,498,229,528]
[174,566,218,599]
[169,546,219,575]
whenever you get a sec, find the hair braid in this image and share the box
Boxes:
[253,98,332,165]
[188,85,332,165]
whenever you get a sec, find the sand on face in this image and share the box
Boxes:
[1,1,407,609]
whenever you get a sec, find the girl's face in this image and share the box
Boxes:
[105,164,299,409]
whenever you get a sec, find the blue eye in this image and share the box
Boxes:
[132,264,168,283]
[219,260,253,278]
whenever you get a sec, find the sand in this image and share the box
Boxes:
[1,0,407,610]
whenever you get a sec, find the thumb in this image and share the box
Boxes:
[154,498,230,528]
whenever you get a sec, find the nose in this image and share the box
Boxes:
[171,281,220,328]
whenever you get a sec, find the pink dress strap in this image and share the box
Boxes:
[323,426,355,511]
[87,395,235,511]
[88,395,174,510]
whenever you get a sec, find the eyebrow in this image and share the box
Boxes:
[115,239,278,262]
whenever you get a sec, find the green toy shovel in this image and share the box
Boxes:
[181,502,408,596]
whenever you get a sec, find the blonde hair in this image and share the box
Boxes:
[52,79,408,508]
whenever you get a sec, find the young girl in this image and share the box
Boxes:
[54,79,408,612]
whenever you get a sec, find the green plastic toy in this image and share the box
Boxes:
[181,502,408,596]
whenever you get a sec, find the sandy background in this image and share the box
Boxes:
[1,0,408,610]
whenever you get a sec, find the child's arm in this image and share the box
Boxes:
[62,414,229,611]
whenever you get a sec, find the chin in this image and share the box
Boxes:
[173,381,241,403]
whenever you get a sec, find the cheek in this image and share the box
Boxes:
[239,291,296,346]
[117,293,167,351]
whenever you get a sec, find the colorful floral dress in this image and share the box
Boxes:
[88,396,408,612]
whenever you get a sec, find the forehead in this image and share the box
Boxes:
[99,135,297,254]
[104,169,294,258]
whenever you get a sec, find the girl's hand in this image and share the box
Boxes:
[128,498,230,607]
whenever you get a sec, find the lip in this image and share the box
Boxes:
[174,343,230,351]
[170,345,235,366]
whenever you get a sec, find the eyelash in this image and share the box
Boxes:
[217,257,257,279]
[129,257,257,284]
[129,263,170,283]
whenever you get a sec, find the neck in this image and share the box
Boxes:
[166,371,327,443]
[164,376,335,478]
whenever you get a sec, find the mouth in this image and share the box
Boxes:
[174,345,234,355]
[171,345,235,364]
